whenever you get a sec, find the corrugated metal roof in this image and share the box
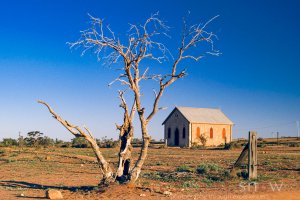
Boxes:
[163,107,234,125]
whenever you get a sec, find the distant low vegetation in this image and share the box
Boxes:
[224,137,300,150]
[1,134,298,149]
[0,133,163,149]
[0,131,120,148]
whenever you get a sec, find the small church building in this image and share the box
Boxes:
[162,107,234,147]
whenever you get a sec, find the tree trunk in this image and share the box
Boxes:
[129,133,150,182]
[116,122,134,183]
[129,108,150,183]
[88,137,115,185]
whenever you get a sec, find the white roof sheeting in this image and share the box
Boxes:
[163,107,234,125]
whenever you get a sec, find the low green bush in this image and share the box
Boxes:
[196,164,208,174]
[182,180,199,188]
[201,177,214,186]
[257,137,264,142]
[97,137,119,148]
[237,170,248,180]
[288,143,300,147]
[0,149,5,156]
[191,143,206,149]
[0,138,18,147]
[257,143,266,148]
[142,171,192,182]
[176,165,193,172]
[196,163,221,174]
[72,137,90,148]
[224,142,240,150]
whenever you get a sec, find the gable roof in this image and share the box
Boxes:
[162,107,234,125]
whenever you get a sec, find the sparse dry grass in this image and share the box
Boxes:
[0,139,299,199]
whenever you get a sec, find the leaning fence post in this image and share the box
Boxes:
[248,131,257,180]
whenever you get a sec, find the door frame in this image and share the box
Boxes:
[174,128,179,146]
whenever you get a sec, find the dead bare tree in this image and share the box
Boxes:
[38,12,219,185]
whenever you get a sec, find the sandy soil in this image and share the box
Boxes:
[0,145,299,199]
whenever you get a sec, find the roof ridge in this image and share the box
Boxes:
[177,106,221,110]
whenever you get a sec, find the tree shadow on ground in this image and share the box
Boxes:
[0,180,97,192]
[15,195,47,199]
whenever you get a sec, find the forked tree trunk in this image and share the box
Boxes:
[116,121,134,183]
[127,93,151,183]
[114,92,136,183]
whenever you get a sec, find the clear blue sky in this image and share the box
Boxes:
[0,0,299,141]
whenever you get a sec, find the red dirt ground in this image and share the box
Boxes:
[0,145,299,199]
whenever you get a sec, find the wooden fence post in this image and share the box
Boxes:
[248,131,257,180]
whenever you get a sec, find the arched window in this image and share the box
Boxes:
[168,128,171,138]
[222,128,226,139]
[182,127,186,139]
[210,127,213,139]
[197,127,200,138]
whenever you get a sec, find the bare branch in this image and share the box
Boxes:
[38,100,114,183]
[108,75,131,87]
[68,14,130,66]
[37,100,81,137]
[118,90,129,113]
[182,55,204,61]
[84,126,95,140]
[145,15,220,123]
